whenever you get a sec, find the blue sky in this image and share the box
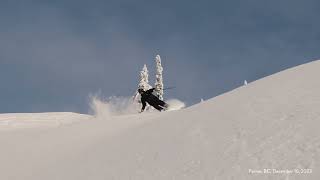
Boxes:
[0,0,319,113]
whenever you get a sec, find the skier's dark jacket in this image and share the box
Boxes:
[140,88,167,112]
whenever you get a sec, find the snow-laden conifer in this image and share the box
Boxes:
[155,55,164,100]
[133,64,152,103]
[139,64,152,91]
[244,80,248,86]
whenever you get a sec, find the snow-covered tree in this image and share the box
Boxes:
[244,80,248,86]
[133,64,152,102]
[139,64,152,91]
[154,55,164,100]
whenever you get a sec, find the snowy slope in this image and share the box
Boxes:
[1,60,320,180]
[0,112,90,131]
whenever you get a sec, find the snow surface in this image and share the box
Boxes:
[1,60,320,180]
[0,112,90,131]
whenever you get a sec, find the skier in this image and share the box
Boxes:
[138,88,168,113]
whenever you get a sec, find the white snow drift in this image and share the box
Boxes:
[0,60,320,180]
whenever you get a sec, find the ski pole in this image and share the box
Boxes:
[163,87,176,91]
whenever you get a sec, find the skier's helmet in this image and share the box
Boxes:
[138,89,144,94]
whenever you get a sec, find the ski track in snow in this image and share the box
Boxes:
[0,60,320,179]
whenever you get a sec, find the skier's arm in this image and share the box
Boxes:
[146,88,155,94]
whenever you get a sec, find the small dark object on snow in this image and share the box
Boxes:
[138,88,168,112]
